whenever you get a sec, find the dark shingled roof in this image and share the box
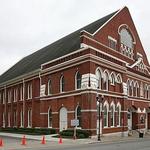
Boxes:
[0,10,118,84]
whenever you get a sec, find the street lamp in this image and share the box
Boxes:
[96,93,104,141]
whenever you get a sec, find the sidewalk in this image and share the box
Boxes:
[0,132,150,150]
[0,132,149,144]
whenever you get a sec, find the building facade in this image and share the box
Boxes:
[0,7,150,136]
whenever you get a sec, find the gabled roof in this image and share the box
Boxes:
[0,10,118,84]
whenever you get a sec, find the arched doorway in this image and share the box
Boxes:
[127,106,137,130]
[59,107,68,131]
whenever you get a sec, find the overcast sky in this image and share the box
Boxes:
[0,0,149,75]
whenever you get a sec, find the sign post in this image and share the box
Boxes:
[71,119,79,140]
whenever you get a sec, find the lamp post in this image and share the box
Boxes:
[96,94,104,141]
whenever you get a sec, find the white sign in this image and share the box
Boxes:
[71,119,79,126]
[40,84,46,97]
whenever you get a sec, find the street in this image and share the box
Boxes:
[1,136,150,150]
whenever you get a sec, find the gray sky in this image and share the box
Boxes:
[0,0,149,75]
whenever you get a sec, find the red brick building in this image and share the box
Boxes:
[0,6,150,136]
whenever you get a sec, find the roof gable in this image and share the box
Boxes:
[93,6,150,67]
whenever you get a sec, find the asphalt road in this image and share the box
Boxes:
[36,139,150,150]
[1,136,150,150]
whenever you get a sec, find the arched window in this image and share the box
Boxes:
[48,108,52,128]
[96,69,103,89]
[60,76,65,93]
[135,82,139,97]
[27,109,32,127]
[14,110,17,127]
[116,103,121,126]
[59,107,68,131]
[144,84,148,99]
[116,74,122,84]
[48,80,52,95]
[8,111,11,127]
[20,109,24,127]
[110,102,115,127]
[103,102,108,127]
[140,82,144,97]
[75,106,81,127]
[103,71,109,91]
[75,72,81,90]
[120,28,134,58]
[127,79,130,96]
[27,83,32,99]
[120,28,133,49]
[130,81,134,96]
[110,73,116,85]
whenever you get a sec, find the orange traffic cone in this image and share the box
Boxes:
[59,136,63,144]
[21,135,26,145]
[41,136,46,144]
[0,138,4,147]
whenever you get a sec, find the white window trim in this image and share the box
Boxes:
[27,109,32,128]
[75,105,82,128]
[95,68,103,89]
[20,110,24,127]
[8,90,12,103]
[48,80,52,95]
[116,102,121,127]
[20,85,23,101]
[8,112,11,127]
[27,84,32,99]
[103,70,109,91]
[75,72,81,90]
[110,73,116,86]
[103,101,109,128]
[2,113,5,127]
[60,76,64,93]
[13,110,17,127]
[110,102,115,127]
[13,88,18,102]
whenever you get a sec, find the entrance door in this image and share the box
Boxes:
[127,110,132,130]
[59,107,68,131]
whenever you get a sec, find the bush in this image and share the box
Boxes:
[60,129,90,138]
[0,127,56,135]
[78,134,85,138]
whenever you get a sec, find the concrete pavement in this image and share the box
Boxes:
[0,132,150,150]
[0,131,149,143]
